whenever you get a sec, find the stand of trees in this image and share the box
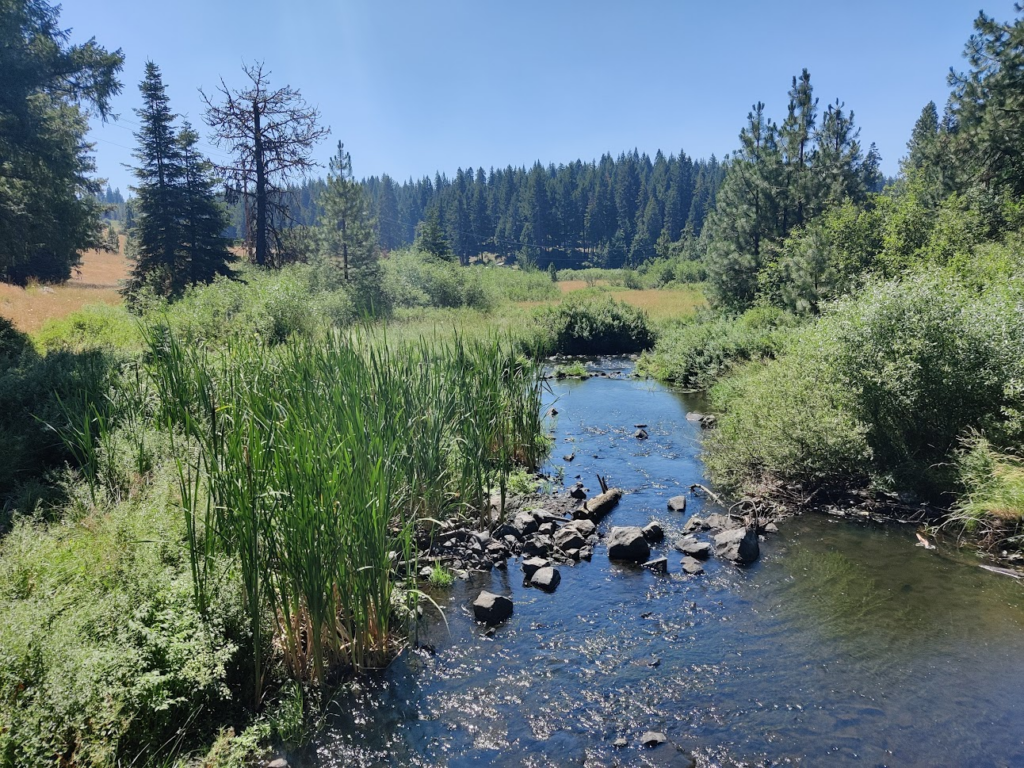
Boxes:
[704,70,884,308]
[124,62,232,300]
[278,151,725,269]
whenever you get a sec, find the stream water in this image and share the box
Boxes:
[303,361,1024,767]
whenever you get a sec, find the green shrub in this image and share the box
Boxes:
[638,306,800,389]
[382,250,496,310]
[706,343,872,490]
[35,304,141,353]
[0,485,250,767]
[0,345,116,503]
[952,437,1024,532]
[705,270,1024,495]
[536,295,655,355]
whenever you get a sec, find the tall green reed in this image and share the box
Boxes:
[142,325,545,706]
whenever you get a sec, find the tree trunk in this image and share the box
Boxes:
[253,101,268,267]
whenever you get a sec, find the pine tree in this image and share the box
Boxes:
[416,207,452,260]
[779,69,818,231]
[320,142,379,287]
[375,174,402,251]
[177,122,232,288]
[125,61,186,298]
[705,103,784,308]
[948,7,1024,195]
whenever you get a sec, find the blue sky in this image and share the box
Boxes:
[62,0,991,195]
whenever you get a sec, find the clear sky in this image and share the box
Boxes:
[62,0,992,195]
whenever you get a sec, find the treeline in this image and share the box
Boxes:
[279,151,725,269]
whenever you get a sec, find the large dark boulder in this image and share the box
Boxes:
[642,522,664,543]
[607,526,651,563]
[714,527,760,564]
[530,566,561,592]
[554,526,586,551]
[473,591,513,624]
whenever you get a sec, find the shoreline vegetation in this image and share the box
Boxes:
[4,0,1024,764]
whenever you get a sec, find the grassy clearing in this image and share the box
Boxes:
[0,246,128,334]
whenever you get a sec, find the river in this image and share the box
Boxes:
[302,361,1024,766]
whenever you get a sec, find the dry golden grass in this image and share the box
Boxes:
[0,243,128,334]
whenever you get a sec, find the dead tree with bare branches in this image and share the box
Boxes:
[200,62,329,267]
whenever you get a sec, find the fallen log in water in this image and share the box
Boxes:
[573,487,623,521]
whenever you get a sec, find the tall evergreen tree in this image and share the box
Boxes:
[375,174,402,251]
[705,103,784,308]
[177,122,232,287]
[0,0,123,283]
[948,7,1024,195]
[320,142,377,285]
[125,61,186,298]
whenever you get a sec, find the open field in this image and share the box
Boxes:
[520,284,706,322]
[0,243,127,334]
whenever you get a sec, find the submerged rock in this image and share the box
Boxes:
[681,556,705,575]
[613,737,628,748]
[714,526,760,564]
[641,731,667,747]
[530,566,561,592]
[642,556,668,574]
[607,526,651,563]
[635,428,649,440]
[674,536,711,560]
[667,495,687,512]
[473,591,513,624]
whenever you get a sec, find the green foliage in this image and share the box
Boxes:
[953,437,1024,531]
[383,250,491,310]
[145,328,545,698]
[0,480,249,767]
[554,360,589,379]
[536,295,655,356]
[638,306,799,389]
[0,341,115,504]
[0,0,124,283]
[706,271,1024,495]
[706,347,872,491]
[428,562,455,587]
[34,304,142,352]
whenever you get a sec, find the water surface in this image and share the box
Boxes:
[307,363,1024,766]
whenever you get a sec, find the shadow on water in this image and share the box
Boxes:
[302,358,1024,767]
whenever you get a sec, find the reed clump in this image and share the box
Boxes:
[143,326,545,702]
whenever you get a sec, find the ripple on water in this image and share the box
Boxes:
[304,366,1024,767]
